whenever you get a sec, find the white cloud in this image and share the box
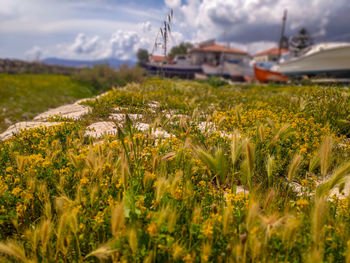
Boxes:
[52,29,153,60]
[140,21,152,32]
[170,31,185,46]
[246,41,277,55]
[170,0,346,45]
[71,33,100,54]
[1,0,349,59]
[165,0,181,8]
[25,46,43,61]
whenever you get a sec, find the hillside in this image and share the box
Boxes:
[1,79,350,262]
[0,74,97,132]
[42,57,136,69]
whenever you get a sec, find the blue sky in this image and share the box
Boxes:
[1,0,350,60]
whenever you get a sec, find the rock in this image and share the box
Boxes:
[0,121,61,140]
[4,118,12,125]
[34,103,90,121]
[235,185,249,195]
[318,176,350,200]
[148,101,160,109]
[112,107,128,112]
[134,123,172,138]
[288,182,304,196]
[328,180,350,199]
[165,114,187,119]
[73,98,91,105]
[152,128,171,138]
[85,122,118,138]
[134,123,150,132]
[109,113,142,122]
[197,122,216,133]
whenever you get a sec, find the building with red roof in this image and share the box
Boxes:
[253,47,289,62]
[149,55,173,65]
[189,40,250,66]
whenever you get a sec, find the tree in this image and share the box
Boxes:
[168,42,193,59]
[137,49,149,65]
[289,28,314,56]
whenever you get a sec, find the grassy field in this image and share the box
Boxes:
[1,79,350,262]
[0,74,97,132]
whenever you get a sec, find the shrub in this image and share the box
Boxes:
[72,64,145,92]
[197,77,228,87]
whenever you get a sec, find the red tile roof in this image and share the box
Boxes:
[254,47,288,56]
[149,55,167,62]
[191,44,248,55]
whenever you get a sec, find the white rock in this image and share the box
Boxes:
[165,114,187,119]
[148,101,160,108]
[134,123,150,132]
[317,176,350,200]
[74,98,90,104]
[289,182,305,196]
[34,104,90,121]
[0,121,61,140]
[85,122,118,138]
[328,180,350,199]
[134,123,171,138]
[198,122,216,133]
[109,113,142,122]
[224,186,249,205]
[152,128,171,138]
[235,185,249,195]
[288,177,350,200]
[112,107,128,112]
[4,118,12,125]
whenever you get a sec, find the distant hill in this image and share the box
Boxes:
[42,57,136,69]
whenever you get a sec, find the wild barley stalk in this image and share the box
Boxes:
[346,240,350,263]
[285,154,302,206]
[0,241,29,262]
[85,244,115,260]
[306,197,328,262]
[320,136,333,178]
[129,228,138,255]
[40,219,51,258]
[266,155,274,188]
[231,132,243,175]
[111,202,124,236]
[244,201,260,263]
[244,139,254,190]
[287,154,302,183]
[309,152,320,174]
[316,161,350,199]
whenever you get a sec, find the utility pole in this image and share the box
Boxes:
[278,9,288,63]
[160,10,173,78]
[151,10,173,78]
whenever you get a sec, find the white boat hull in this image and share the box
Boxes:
[276,44,350,77]
[202,62,253,77]
[224,62,254,76]
[201,64,225,76]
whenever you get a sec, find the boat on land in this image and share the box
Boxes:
[201,60,254,81]
[273,42,350,78]
[201,64,228,77]
[224,61,254,77]
[143,55,202,79]
[254,61,288,83]
[143,62,202,79]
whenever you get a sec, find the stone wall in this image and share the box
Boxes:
[0,59,79,75]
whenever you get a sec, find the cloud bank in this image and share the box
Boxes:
[1,0,349,59]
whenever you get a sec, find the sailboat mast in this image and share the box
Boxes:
[278,10,287,63]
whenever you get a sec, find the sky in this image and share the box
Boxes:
[1,0,350,61]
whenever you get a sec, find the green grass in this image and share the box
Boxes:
[1,79,350,262]
[0,74,97,132]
